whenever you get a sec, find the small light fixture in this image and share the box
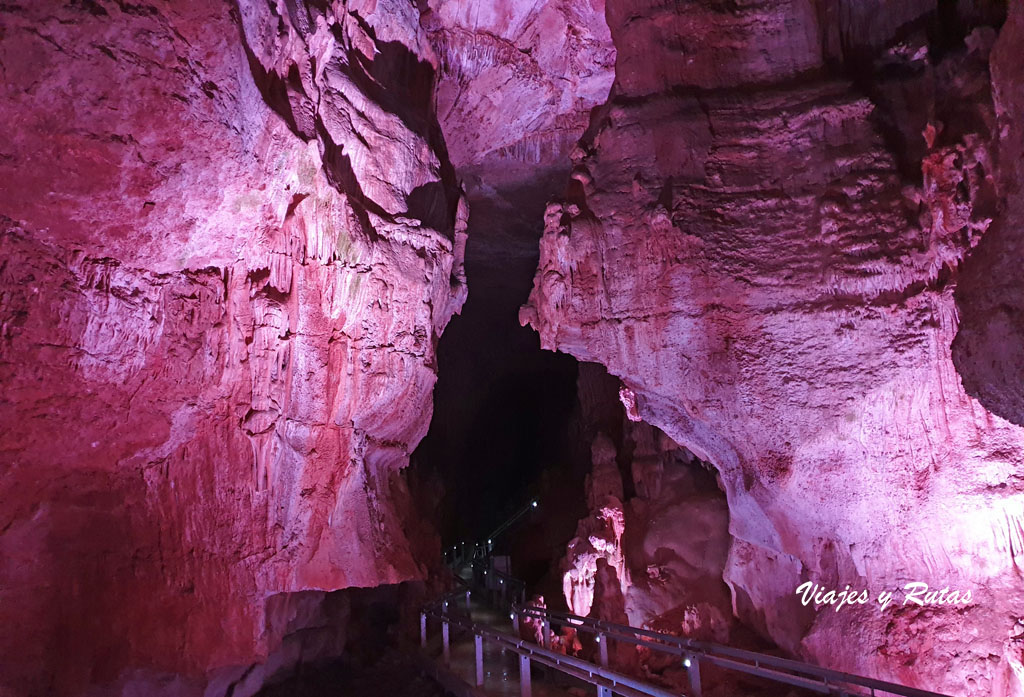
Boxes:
[531,500,538,508]
[499,579,504,584]
[488,539,492,544]
[510,613,515,620]
[595,636,601,643]
[683,658,692,668]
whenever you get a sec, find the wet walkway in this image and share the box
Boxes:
[422,599,576,697]
[417,564,583,697]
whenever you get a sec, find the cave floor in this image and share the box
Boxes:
[254,650,451,697]
[423,575,576,697]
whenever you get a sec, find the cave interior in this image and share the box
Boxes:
[1,1,1023,697]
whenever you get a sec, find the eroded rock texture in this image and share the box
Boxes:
[0,1,465,695]
[953,3,1024,428]
[420,0,614,298]
[524,1,1024,694]
[423,0,613,275]
[424,0,614,182]
[561,368,734,681]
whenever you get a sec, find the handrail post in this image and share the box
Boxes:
[420,612,427,649]
[597,687,611,697]
[442,621,450,665]
[598,632,608,667]
[519,654,532,697]
[685,653,702,697]
[475,634,484,686]
[542,617,550,649]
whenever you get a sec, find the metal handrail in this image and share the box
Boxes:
[421,600,677,697]
[443,497,541,566]
[485,497,540,547]
[470,557,526,609]
[514,604,952,697]
[423,582,473,619]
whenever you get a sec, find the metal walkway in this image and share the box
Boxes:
[418,563,952,697]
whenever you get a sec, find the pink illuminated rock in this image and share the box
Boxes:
[621,425,733,646]
[423,0,614,179]
[525,3,1024,694]
[563,434,629,619]
[953,2,1024,429]
[420,0,614,293]
[562,415,734,679]
[0,1,464,695]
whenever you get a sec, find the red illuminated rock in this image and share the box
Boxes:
[562,416,734,679]
[563,434,629,619]
[0,1,464,695]
[525,2,1024,694]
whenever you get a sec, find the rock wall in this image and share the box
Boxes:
[953,2,1024,429]
[560,372,735,682]
[423,0,614,181]
[523,1,1024,694]
[420,0,614,283]
[564,425,734,641]
[0,1,465,695]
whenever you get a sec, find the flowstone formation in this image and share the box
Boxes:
[523,1,1024,693]
[423,0,615,181]
[953,3,1024,430]
[0,1,465,695]
[560,366,734,683]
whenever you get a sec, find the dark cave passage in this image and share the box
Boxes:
[410,169,584,585]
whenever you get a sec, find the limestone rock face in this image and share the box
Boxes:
[953,2,1024,428]
[620,427,733,647]
[563,433,629,620]
[421,0,615,283]
[0,1,465,695]
[564,427,733,638]
[524,2,1024,693]
[561,400,734,681]
[423,0,615,180]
